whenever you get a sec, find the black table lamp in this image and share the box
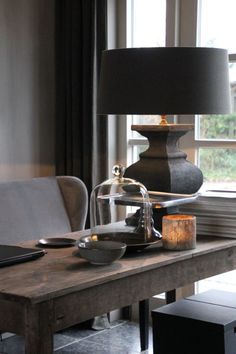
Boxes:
[97,47,231,195]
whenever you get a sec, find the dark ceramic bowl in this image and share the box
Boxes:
[78,240,127,265]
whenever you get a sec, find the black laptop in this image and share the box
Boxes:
[0,244,46,267]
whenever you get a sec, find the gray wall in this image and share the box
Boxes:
[0,0,55,180]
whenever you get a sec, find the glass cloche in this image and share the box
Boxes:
[88,165,161,251]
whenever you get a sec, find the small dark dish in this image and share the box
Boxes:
[78,240,127,265]
[37,237,76,248]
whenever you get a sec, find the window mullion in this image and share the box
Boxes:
[195,140,236,148]
[229,54,236,61]
[179,0,198,46]
[166,0,180,46]
[128,138,148,146]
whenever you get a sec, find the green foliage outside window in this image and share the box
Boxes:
[199,114,236,183]
[200,148,236,182]
[200,114,236,140]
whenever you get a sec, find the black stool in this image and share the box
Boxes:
[152,289,236,354]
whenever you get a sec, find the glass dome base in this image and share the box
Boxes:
[80,233,160,252]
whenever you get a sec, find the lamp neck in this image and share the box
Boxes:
[160,115,168,125]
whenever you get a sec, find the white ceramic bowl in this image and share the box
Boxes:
[78,240,127,265]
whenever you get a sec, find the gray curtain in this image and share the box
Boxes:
[55,0,108,199]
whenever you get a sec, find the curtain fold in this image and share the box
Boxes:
[55,0,108,198]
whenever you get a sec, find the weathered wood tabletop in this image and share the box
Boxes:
[0,231,236,354]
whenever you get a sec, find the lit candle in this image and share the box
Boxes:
[162,214,196,250]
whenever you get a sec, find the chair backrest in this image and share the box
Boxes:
[0,176,88,245]
[56,176,88,232]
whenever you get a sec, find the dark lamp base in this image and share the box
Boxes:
[124,124,203,195]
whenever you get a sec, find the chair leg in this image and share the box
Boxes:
[139,299,149,351]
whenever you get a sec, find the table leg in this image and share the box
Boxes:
[139,291,177,351]
[25,330,53,354]
[24,302,54,354]
[139,299,149,351]
[122,305,132,320]
[166,289,176,304]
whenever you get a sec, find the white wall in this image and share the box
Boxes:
[0,0,55,180]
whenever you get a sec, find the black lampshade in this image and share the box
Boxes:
[97,47,231,115]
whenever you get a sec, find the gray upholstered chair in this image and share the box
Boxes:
[0,176,88,244]
[0,175,88,340]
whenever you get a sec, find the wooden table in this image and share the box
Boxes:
[1,231,236,354]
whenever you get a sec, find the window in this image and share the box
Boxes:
[126,0,236,191]
[196,0,236,191]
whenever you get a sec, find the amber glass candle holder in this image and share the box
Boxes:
[162,214,196,250]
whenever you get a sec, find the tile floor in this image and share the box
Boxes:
[0,320,153,354]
